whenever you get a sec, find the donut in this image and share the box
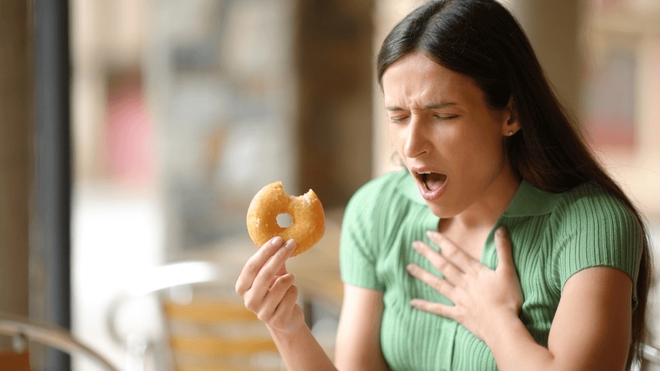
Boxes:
[246,181,325,256]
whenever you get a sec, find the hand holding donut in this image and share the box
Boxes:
[237,182,325,331]
[235,236,305,333]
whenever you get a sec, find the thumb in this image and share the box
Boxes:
[495,226,515,274]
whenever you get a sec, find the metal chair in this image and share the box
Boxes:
[106,260,283,371]
[0,311,119,371]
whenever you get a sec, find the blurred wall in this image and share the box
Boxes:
[0,0,31,350]
[581,0,660,221]
[73,0,147,183]
[296,0,375,208]
[510,0,582,118]
[142,0,302,254]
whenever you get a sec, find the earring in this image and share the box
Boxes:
[507,131,514,136]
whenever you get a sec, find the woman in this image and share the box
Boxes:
[235,0,652,370]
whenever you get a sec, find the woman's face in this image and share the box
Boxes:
[382,52,520,218]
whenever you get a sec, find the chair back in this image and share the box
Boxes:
[162,296,282,371]
[0,311,119,371]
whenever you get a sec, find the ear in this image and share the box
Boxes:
[501,97,521,137]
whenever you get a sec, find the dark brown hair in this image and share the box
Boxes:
[377,0,652,368]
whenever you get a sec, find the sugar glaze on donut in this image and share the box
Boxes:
[246,181,325,256]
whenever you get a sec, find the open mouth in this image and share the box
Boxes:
[417,171,448,192]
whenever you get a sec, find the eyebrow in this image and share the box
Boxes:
[385,102,457,111]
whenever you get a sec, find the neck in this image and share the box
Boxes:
[447,165,521,231]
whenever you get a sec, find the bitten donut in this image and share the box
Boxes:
[246,181,325,256]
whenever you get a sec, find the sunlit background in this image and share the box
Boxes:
[1,0,660,370]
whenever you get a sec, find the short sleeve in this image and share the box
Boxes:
[553,184,644,307]
[339,177,388,291]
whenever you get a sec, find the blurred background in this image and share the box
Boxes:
[1,0,660,370]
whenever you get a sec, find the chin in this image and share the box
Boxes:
[426,201,460,220]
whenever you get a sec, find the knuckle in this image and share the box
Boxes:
[245,261,257,273]
[436,258,448,271]
[243,295,258,312]
[255,310,273,323]
[280,274,293,285]
[235,278,251,296]
[445,248,458,260]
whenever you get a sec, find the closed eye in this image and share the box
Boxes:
[435,115,459,121]
[390,116,409,123]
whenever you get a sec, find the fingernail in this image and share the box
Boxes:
[410,299,420,308]
[426,230,436,238]
[497,226,507,236]
[271,236,283,246]
[407,264,416,273]
[412,242,421,251]
[284,239,296,249]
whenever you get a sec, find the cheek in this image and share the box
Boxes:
[450,125,506,175]
[388,124,408,152]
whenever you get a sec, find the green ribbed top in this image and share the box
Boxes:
[340,170,643,371]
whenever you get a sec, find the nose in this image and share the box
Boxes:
[403,116,430,158]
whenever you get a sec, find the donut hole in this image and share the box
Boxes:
[276,213,293,228]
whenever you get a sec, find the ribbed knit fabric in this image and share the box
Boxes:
[340,170,643,371]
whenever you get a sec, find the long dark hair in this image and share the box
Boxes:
[377,0,652,368]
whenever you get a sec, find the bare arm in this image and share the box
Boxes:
[335,284,390,371]
[267,318,337,371]
[486,266,632,371]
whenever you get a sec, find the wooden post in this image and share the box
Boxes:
[295,0,375,208]
[0,0,32,350]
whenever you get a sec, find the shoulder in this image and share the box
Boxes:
[551,182,641,236]
[340,170,415,290]
[546,182,644,299]
[345,170,414,214]
[548,182,644,258]
[341,170,417,249]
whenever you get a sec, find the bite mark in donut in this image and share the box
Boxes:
[246,181,325,256]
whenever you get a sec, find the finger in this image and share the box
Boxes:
[276,265,288,276]
[426,231,479,272]
[259,273,296,321]
[270,263,289,288]
[271,285,301,329]
[236,237,290,295]
[410,298,457,320]
[275,284,299,316]
[236,236,284,295]
[244,241,295,311]
[412,241,464,285]
[270,265,289,288]
[407,263,456,299]
[251,239,296,298]
[494,226,515,274]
